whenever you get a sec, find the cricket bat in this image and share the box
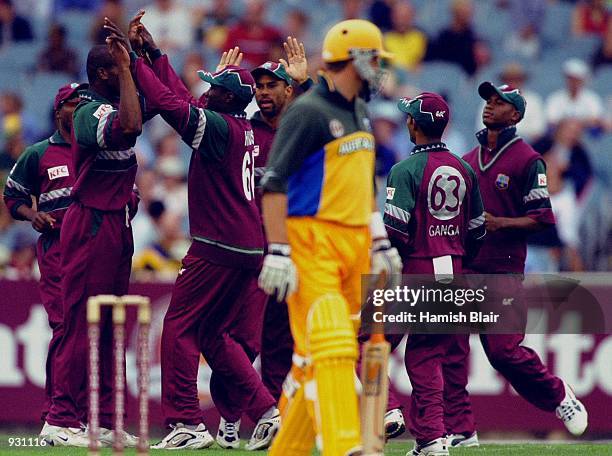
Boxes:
[360,272,391,456]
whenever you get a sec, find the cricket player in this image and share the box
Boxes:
[3,83,85,434]
[448,82,588,441]
[43,23,143,447]
[126,17,279,450]
[250,43,313,416]
[383,92,486,456]
[260,19,402,456]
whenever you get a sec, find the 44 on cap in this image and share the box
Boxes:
[397,92,450,128]
[478,81,526,120]
[198,65,256,103]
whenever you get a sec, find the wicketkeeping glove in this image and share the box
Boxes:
[258,243,298,302]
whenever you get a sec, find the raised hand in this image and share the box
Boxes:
[279,36,308,84]
[104,17,132,57]
[128,10,145,52]
[216,46,243,72]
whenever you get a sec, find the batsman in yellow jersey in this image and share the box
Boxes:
[259,19,403,456]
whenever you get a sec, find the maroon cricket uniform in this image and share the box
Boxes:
[46,86,141,429]
[445,126,564,436]
[133,56,275,425]
[384,138,486,444]
[3,131,78,421]
[249,111,294,401]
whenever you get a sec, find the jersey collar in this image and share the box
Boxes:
[316,72,356,110]
[78,89,114,105]
[411,142,448,154]
[476,125,517,150]
[49,130,70,146]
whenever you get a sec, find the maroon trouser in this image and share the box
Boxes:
[442,273,566,435]
[37,231,65,422]
[260,295,294,402]
[47,204,133,429]
[160,249,275,427]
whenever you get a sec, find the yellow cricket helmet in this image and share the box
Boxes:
[322,19,393,63]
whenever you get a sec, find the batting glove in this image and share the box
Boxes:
[258,243,298,302]
[371,238,403,286]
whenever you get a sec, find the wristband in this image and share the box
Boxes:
[269,243,291,256]
[148,48,163,62]
[370,211,387,240]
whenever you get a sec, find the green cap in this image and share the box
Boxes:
[478,82,526,120]
[197,65,256,103]
[251,61,293,85]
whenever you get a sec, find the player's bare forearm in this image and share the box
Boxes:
[485,213,546,233]
[117,65,142,135]
[262,192,289,244]
[16,204,37,222]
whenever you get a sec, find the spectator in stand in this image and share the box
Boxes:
[37,24,79,78]
[55,0,101,12]
[180,51,209,97]
[0,0,33,47]
[572,0,610,37]
[504,0,546,60]
[196,0,237,52]
[426,0,484,76]
[223,0,282,67]
[141,0,194,53]
[384,1,427,71]
[283,9,313,54]
[133,209,189,281]
[0,92,41,147]
[592,20,612,68]
[369,0,393,31]
[545,58,605,131]
[475,63,546,143]
[342,0,366,20]
[90,0,126,45]
[0,201,38,277]
[527,140,586,272]
[533,118,593,200]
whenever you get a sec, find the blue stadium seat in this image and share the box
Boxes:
[541,2,574,48]
[0,42,43,73]
[414,0,451,36]
[414,61,468,94]
[21,72,74,133]
[0,68,24,92]
[591,66,612,97]
[58,9,95,46]
[562,36,602,61]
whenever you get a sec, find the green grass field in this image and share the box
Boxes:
[1,437,612,456]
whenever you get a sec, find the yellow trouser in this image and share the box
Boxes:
[286,217,370,356]
[271,218,370,456]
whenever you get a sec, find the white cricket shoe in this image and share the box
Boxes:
[384,408,406,440]
[44,425,89,447]
[447,431,479,447]
[245,409,280,451]
[98,428,139,447]
[152,423,214,450]
[409,438,449,456]
[216,417,241,449]
[556,382,588,436]
[39,422,59,441]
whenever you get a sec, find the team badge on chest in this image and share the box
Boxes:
[495,173,510,190]
[329,119,345,138]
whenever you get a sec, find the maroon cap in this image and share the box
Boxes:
[397,91,450,128]
[54,82,87,112]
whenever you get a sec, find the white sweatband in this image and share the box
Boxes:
[370,211,387,240]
